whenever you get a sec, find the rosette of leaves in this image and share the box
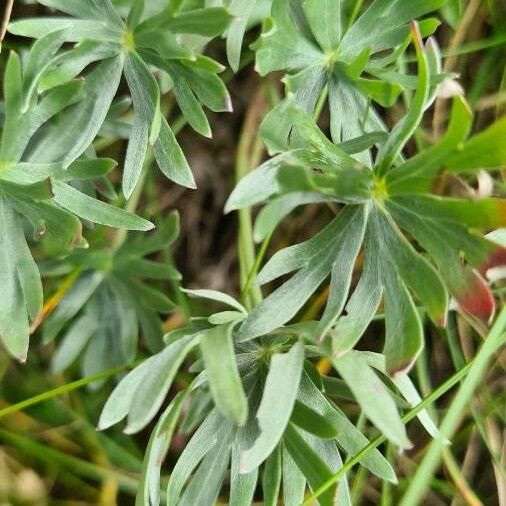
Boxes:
[254,0,448,153]
[226,26,506,374]
[98,291,444,505]
[8,0,233,197]
[0,49,152,360]
[40,212,181,381]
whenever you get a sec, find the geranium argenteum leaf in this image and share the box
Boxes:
[229,27,506,375]
[42,213,182,380]
[9,0,232,196]
[254,0,446,150]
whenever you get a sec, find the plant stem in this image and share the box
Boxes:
[0,0,13,44]
[240,231,272,306]
[235,88,266,310]
[313,84,328,121]
[0,363,131,420]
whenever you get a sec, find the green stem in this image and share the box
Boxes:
[235,93,265,310]
[313,84,329,121]
[241,231,272,306]
[0,363,130,420]
[348,0,365,29]
[380,444,394,506]
[399,307,506,506]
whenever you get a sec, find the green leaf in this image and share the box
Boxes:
[230,393,261,506]
[162,8,232,37]
[28,56,124,165]
[0,52,23,162]
[178,422,235,506]
[386,196,502,323]
[226,0,260,72]
[36,0,102,19]
[208,311,246,325]
[22,30,67,110]
[116,258,180,280]
[38,41,117,92]
[254,0,325,75]
[136,390,188,506]
[98,356,158,431]
[166,410,226,504]
[154,117,196,189]
[331,351,409,448]
[43,271,104,343]
[444,115,506,172]
[282,443,306,506]
[225,153,295,212]
[302,0,342,52]
[60,158,117,181]
[1,163,60,185]
[127,0,145,29]
[298,374,396,482]
[262,446,282,506]
[0,198,43,360]
[340,0,448,60]
[290,400,340,439]
[51,312,98,373]
[125,335,198,433]
[239,341,304,473]
[182,288,247,314]
[123,51,161,198]
[362,352,448,443]
[8,18,120,42]
[171,71,212,138]
[200,323,248,425]
[356,78,402,107]
[386,95,472,192]
[253,192,333,243]
[11,198,83,252]
[253,0,446,147]
[118,211,180,257]
[375,23,430,175]
[239,206,366,340]
[283,424,337,506]
[52,181,154,231]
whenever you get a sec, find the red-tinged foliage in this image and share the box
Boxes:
[454,270,496,323]
[479,245,506,277]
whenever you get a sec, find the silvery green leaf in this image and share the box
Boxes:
[240,341,304,473]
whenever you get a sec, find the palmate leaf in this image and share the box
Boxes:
[42,213,181,379]
[9,0,233,197]
[254,0,447,152]
[102,321,412,505]
[0,49,150,358]
[228,28,506,374]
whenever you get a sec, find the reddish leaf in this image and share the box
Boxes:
[451,267,495,323]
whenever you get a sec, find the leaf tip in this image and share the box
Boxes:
[223,95,233,113]
[455,272,496,323]
[143,220,156,231]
